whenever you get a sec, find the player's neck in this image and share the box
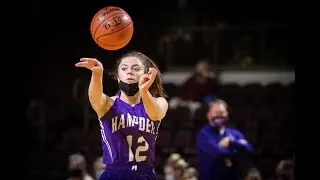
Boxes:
[120,92,141,106]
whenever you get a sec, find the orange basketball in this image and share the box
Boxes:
[90,6,134,51]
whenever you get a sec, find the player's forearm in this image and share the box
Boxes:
[198,143,234,158]
[197,133,234,158]
[230,139,253,153]
[209,143,234,158]
[140,90,162,120]
[88,71,104,105]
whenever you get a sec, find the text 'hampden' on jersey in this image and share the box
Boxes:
[99,95,161,166]
[111,113,157,134]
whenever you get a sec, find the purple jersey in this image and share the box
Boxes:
[99,95,161,166]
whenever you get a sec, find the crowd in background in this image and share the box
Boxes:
[28,0,294,179]
[26,63,295,179]
[63,150,294,180]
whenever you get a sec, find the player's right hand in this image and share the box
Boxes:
[75,58,104,73]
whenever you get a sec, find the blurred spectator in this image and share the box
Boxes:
[163,153,181,180]
[67,153,94,180]
[178,60,220,103]
[196,99,253,180]
[185,167,198,180]
[275,160,294,180]
[166,153,182,165]
[93,156,106,180]
[164,158,189,180]
[245,168,262,180]
[168,60,221,117]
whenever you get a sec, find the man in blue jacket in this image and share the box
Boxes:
[196,99,253,180]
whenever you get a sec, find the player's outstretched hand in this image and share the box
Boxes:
[75,58,104,73]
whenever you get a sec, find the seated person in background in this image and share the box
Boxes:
[93,156,106,180]
[178,60,220,103]
[185,167,198,180]
[244,168,262,180]
[164,158,189,180]
[275,160,294,180]
[67,153,94,180]
[166,153,182,165]
[163,153,182,179]
[169,60,221,115]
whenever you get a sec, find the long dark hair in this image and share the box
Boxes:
[111,51,168,98]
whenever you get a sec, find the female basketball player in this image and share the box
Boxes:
[75,51,168,180]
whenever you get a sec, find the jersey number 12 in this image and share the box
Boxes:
[126,135,149,162]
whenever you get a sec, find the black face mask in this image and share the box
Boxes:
[119,80,139,96]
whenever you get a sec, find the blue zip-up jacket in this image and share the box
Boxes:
[196,125,253,180]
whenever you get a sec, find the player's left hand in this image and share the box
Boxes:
[139,68,157,92]
[219,137,230,148]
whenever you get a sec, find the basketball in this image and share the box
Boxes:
[90,6,134,51]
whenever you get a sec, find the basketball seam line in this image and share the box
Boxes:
[93,12,124,37]
[96,22,133,41]
[93,12,130,39]
[90,7,122,32]
[97,34,131,46]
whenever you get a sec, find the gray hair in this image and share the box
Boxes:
[208,98,228,110]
